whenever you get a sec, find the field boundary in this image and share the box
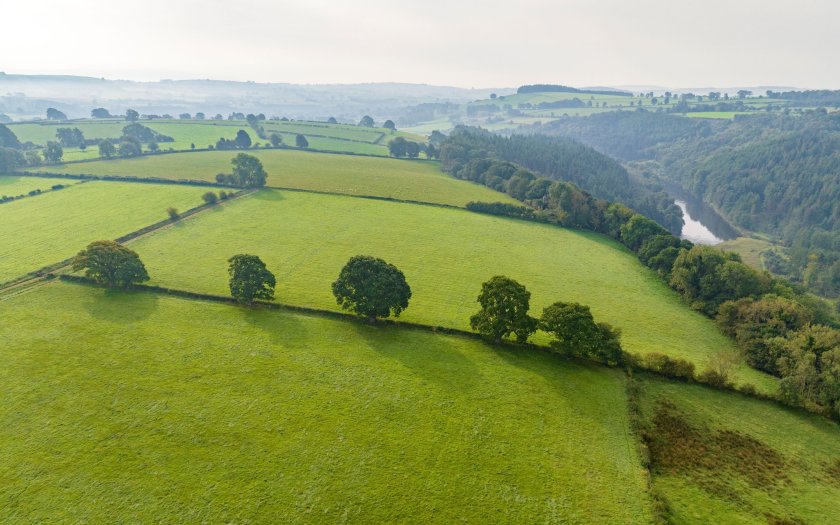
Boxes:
[50,275,814,420]
[9,172,491,211]
[0,189,254,295]
[23,143,436,167]
[0,178,86,205]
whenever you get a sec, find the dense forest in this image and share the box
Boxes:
[440,126,683,234]
[532,111,840,297]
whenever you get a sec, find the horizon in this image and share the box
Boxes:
[3,0,839,89]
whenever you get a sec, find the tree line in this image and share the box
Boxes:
[440,127,683,234]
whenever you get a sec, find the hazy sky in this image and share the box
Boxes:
[3,0,838,88]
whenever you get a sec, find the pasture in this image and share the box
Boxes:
[638,375,840,524]
[124,189,772,390]
[0,180,205,283]
[0,281,653,523]
[31,149,514,207]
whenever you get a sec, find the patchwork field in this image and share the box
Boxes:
[123,189,772,390]
[0,281,653,523]
[0,175,77,197]
[6,119,420,159]
[638,375,840,524]
[31,149,514,206]
[0,181,205,283]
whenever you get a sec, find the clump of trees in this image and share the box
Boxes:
[540,301,623,365]
[215,130,253,150]
[46,108,67,121]
[72,240,149,288]
[228,254,276,304]
[98,140,117,158]
[332,255,411,322]
[56,128,85,148]
[215,153,267,187]
[43,141,63,163]
[387,137,421,158]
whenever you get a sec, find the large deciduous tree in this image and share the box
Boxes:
[125,108,140,122]
[540,301,624,365]
[72,240,150,288]
[332,255,411,322]
[229,153,267,187]
[470,276,537,343]
[43,141,64,163]
[228,254,276,304]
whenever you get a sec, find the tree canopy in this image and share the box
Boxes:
[331,255,411,321]
[469,276,537,343]
[72,240,150,288]
[228,254,276,304]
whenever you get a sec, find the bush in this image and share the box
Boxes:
[643,353,696,381]
[167,207,179,220]
[696,368,733,389]
[202,191,219,205]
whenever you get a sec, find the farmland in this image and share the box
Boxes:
[121,189,772,390]
[6,118,423,160]
[638,375,840,524]
[0,180,205,283]
[30,149,514,207]
[0,281,653,524]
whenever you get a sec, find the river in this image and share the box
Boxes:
[664,185,739,245]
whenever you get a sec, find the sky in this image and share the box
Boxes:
[2,0,839,89]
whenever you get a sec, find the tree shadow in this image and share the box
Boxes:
[82,288,160,324]
[237,304,308,349]
[349,321,483,393]
[252,190,285,202]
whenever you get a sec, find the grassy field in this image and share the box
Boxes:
[0,181,205,283]
[637,375,840,524]
[0,281,653,523]
[125,189,772,390]
[0,175,77,197]
[31,149,514,207]
[718,237,774,270]
[6,119,417,158]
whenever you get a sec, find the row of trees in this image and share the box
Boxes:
[440,127,683,234]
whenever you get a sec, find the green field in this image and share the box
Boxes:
[0,281,653,523]
[31,149,514,207]
[718,237,775,270]
[638,375,840,524]
[0,181,205,283]
[0,175,77,197]
[123,189,772,390]
[6,119,420,158]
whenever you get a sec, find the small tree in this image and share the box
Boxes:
[167,207,179,220]
[295,134,309,148]
[234,130,252,149]
[383,119,396,130]
[228,254,276,304]
[202,191,219,205]
[43,141,64,163]
[72,240,149,288]
[332,255,411,322]
[269,133,283,147]
[388,137,408,157]
[230,153,267,187]
[470,276,537,343]
[98,140,116,158]
[358,115,375,127]
[125,109,140,122]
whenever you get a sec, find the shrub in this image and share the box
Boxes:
[167,207,179,220]
[202,191,219,205]
[643,353,696,381]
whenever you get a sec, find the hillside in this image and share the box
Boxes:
[531,111,840,297]
[0,281,653,523]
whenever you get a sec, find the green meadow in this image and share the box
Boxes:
[0,181,205,283]
[33,149,513,206]
[0,281,653,524]
[124,189,772,390]
[0,175,77,197]
[638,375,840,524]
